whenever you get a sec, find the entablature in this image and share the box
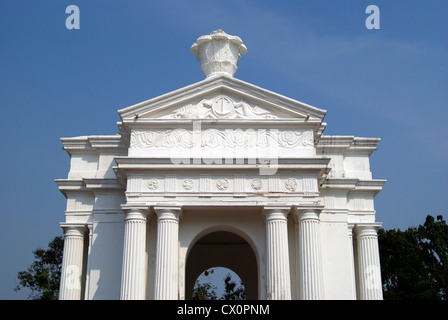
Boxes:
[113,157,330,207]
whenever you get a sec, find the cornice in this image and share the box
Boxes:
[320,178,386,196]
[320,178,359,190]
[113,157,330,172]
[82,178,124,190]
[316,135,380,155]
[55,178,124,197]
[120,118,323,128]
[55,179,87,196]
[60,135,127,155]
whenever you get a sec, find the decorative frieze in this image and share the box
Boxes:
[199,175,212,197]
[126,174,320,200]
[130,128,314,150]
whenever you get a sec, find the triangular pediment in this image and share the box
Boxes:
[118,75,326,122]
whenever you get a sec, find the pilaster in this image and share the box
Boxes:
[348,223,357,299]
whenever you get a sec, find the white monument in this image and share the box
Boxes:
[56,30,386,300]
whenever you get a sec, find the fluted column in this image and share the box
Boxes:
[120,205,149,300]
[154,205,182,300]
[355,223,383,300]
[295,209,324,300]
[59,224,86,300]
[263,206,291,300]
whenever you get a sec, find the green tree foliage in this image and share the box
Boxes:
[379,215,447,300]
[192,269,218,300]
[192,268,246,300]
[15,236,63,300]
[417,215,448,299]
[222,273,246,300]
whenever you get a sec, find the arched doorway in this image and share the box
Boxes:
[185,231,258,299]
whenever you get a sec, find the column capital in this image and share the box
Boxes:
[355,223,382,238]
[60,223,86,237]
[262,205,291,221]
[121,203,150,213]
[153,204,183,221]
[293,206,323,221]
[121,203,150,221]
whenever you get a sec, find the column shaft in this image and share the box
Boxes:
[264,206,291,300]
[59,224,85,300]
[154,206,181,300]
[120,207,149,300]
[296,210,324,300]
[355,224,383,300]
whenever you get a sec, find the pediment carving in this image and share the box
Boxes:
[161,95,277,120]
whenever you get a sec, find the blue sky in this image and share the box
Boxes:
[0,0,446,299]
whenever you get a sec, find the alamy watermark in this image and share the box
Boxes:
[66,5,80,30]
[65,5,380,31]
[167,121,279,176]
[365,5,380,30]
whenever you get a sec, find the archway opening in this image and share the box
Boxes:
[193,267,245,300]
[186,231,258,299]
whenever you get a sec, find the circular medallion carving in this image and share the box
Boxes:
[148,179,159,190]
[212,97,234,116]
[183,179,194,190]
[285,178,297,191]
[251,178,263,190]
[216,178,229,191]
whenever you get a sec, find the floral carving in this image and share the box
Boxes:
[285,178,297,191]
[216,178,229,191]
[131,129,313,149]
[183,179,194,190]
[148,179,159,190]
[251,178,263,190]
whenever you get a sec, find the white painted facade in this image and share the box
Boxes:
[56,30,385,300]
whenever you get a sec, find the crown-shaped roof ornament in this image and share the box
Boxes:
[191,29,247,78]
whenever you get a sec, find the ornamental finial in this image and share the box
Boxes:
[191,29,247,78]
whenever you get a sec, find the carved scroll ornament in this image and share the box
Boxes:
[131,129,314,149]
[163,96,277,120]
